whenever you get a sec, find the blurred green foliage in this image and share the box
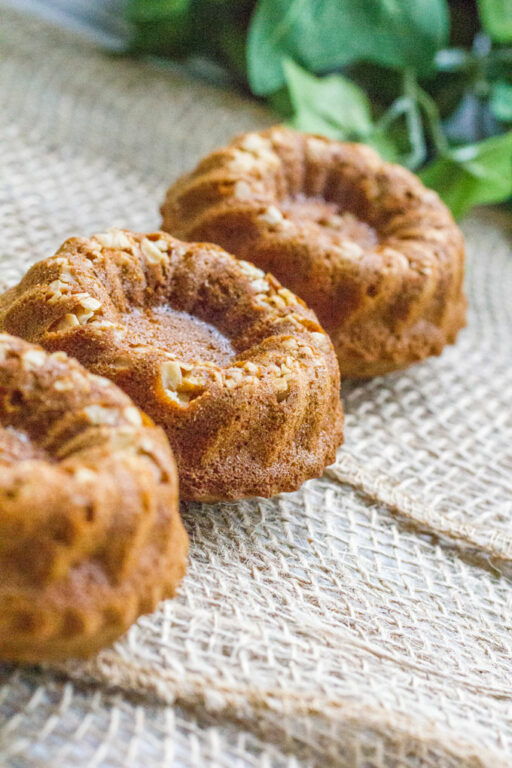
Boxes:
[126,0,512,217]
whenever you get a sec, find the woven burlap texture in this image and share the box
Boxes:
[1,7,512,767]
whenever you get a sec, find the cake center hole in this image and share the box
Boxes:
[281,195,378,249]
[123,306,235,365]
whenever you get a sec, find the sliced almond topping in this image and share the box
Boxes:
[310,331,330,350]
[49,279,68,293]
[277,288,296,306]
[73,467,97,484]
[229,149,259,171]
[160,360,182,391]
[338,240,365,260]
[94,229,132,250]
[54,379,73,392]
[54,313,80,331]
[112,329,126,343]
[263,294,285,309]
[326,214,345,228]
[75,310,94,325]
[140,437,155,453]
[59,268,74,283]
[83,404,119,425]
[47,279,69,303]
[22,349,46,369]
[240,133,271,153]
[381,247,410,270]
[79,295,102,311]
[289,313,317,332]
[51,351,68,362]
[306,136,329,161]
[224,367,244,389]
[141,237,167,265]
[109,429,139,451]
[164,389,191,405]
[0,345,10,362]
[259,205,284,226]
[243,361,260,376]
[233,180,253,201]
[0,339,9,360]
[90,374,111,388]
[239,260,265,280]
[180,373,205,393]
[251,278,270,294]
[124,406,143,426]
[275,378,290,402]
[170,243,188,259]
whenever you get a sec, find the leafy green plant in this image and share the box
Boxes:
[126,0,512,218]
[420,131,512,217]
[248,0,449,95]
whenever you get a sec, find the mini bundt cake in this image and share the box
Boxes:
[0,230,343,501]
[0,333,187,662]
[161,126,467,377]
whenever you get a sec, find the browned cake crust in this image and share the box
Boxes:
[161,126,467,377]
[0,230,343,501]
[0,333,187,662]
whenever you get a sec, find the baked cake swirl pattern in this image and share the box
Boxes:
[161,126,467,377]
[0,333,187,662]
[0,230,343,501]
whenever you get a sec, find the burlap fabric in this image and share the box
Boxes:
[1,6,512,767]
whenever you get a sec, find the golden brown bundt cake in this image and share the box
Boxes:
[0,333,187,662]
[0,229,343,501]
[161,126,467,377]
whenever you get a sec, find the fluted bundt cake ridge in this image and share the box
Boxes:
[0,333,187,662]
[161,126,467,377]
[0,230,343,501]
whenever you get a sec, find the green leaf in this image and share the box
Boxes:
[490,80,512,122]
[127,0,195,56]
[283,58,372,137]
[420,131,512,218]
[127,0,191,22]
[281,59,398,160]
[478,0,512,43]
[127,0,251,64]
[363,130,400,163]
[247,0,450,96]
